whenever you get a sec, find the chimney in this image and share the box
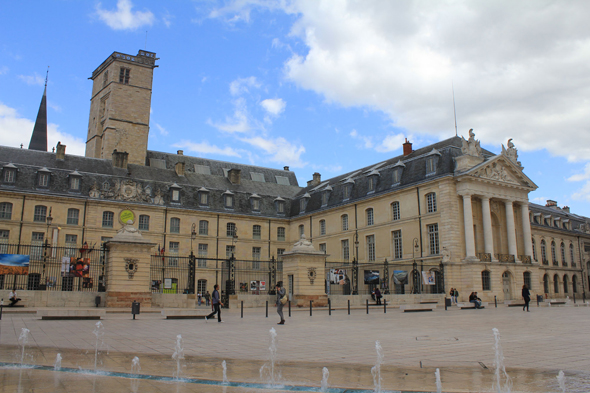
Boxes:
[312,172,321,186]
[562,206,570,213]
[228,168,241,185]
[177,150,183,155]
[175,162,185,176]
[403,138,413,156]
[283,166,289,171]
[546,200,558,208]
[112,150,129,169]
[56,142,66,160]
[307,180,313,186]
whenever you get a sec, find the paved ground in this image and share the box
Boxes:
[1,304,589,392]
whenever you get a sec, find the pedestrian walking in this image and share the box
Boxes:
[275,281,286,325]
[205,284,224,323]
[522,284,531,312]
[453,288,459,304]
[205,291,211,306]
[374,287,382,305]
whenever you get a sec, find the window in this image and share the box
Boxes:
[70,176,80,191]
[276,200,285,214]
[393,230,402,259]
[227,223,237,237]
[426,193,437,213]
[366,208,374,226]
[198,244,208,268]
[391,202,400,221]
[343,184,352,200]
[482,271,491,291]
[321,191,330,206]
[199,220,208,236]
[299,224,304,237]
[319,220,326,236]
[169,242,179,267]
[138,215,150,231]
[299,198,307,212]
[171,188,180,202]
[119,67,130,84]
[277,227,285,241]
[570,244,575,267]
[368,176,377,192]
[3,168,16,183]
[366,235,376,261]
[224,194,234,209]
[277,248,285,270]
[170,218,180,233]
[523,272,532,289]
[317,243,326,254]
[553,274,559,293]
[199,190,209,206]
[427,224,439,255]
[572,275,578,293]
[551,241,557,266]
[34,205,47,222]
[563,275,569,294]
[0,230,9,253]
[252,247,261,270]
[426,157,437,175]
[392,168,403,185]
[65,234,77,257]
[251,198,260,212]
[38,172,50,187]
[102,70,108,87]
[532,238,537,261]
[31,232,44,259]
[197,279,207,294]
[253,225,262,240]
[341,214,349,231]
[226,245,235,258]
[561,242,567,266]
[102,211,114,228]
[541,240,547,264]
[67,208,79,225]
[341,239,350,261]
[0,202,12,219]
[543,274,549,293]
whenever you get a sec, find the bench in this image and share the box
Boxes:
[161,309,208,319]
[507,303,525,307]
[37,309,106,320]
[419,300,439,304]
[457,302,488,309]
[400,304,436,312]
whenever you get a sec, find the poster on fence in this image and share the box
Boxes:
[329,269,347,284]
[61,256,71,276]
[422,271,436,285]
[69,258,90,278]
[364,270,380,285]
[0,254,29,275]
[259,281,266,291]
[393,270,408,285]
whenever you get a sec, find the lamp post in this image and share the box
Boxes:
[352,230,360,295]
[42,208,53,279]
[413,238,419,294]
[188,223,197,295]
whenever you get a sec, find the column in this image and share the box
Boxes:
[462,194,476,260]
[481,196,495,260]
[504,200,518,261]
[520,202,533,259]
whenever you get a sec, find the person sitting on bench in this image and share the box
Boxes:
[9,288,22,307]
[468,292,482,309]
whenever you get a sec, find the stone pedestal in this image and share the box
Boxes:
[105,222,156,308]
[281,235,328,307]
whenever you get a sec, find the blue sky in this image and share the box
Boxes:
[1,1,589,217]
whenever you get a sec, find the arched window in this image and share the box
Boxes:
[572,275,578,293]
[532,238,537,262]
[560,242,566,266]
[563,275,569,294]
[298,224,304,237]
[0,202,12,219]
[481,271,491,291]
[570,244,575,267]
[523,271,531,289]
[543,274,549,293]
[253,224,261,240]
[227,223,237,237]
[391,201,400,221]
[319,220,326,236]
[341,214,349,231]
[102,211,114,228]
[553,274,560,294]
[366,208,374,226]
[551,241,557,265]
[426,193,437,213]
[540,240,547,264]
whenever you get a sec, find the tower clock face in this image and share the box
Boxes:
[119,209,135,224]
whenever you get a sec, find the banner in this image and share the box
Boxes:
[329,269,347,284]
[0,254,30,275]
[393,270,408,285]
[422,271,436,285]
[364,270,380,285]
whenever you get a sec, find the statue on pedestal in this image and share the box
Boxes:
[461,129,483,158]
[502,138,522,168]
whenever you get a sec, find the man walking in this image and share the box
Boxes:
[275,281,286,325]
[205,284,223,323]
[205,291,211,306]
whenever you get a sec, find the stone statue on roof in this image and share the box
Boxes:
[461,129,483,158]
[502,138,522,168]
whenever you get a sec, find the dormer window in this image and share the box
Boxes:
[250,194,261,212]
[321,185,332,207]
[37,167,51,188]
[299,193,310,213]
[223,190,234,209]
[391,160,405,186]
[342,179,354,200]
[198,187,209,206]
[170,183,181,203]
[366,170,380,194]
[3,164,17,184]
[69,170,82,192]
[274,197,285,214]
[425,149,441,176]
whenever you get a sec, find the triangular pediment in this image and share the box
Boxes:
[459,155,538,190]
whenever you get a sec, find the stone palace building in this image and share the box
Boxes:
[1,49,589,307]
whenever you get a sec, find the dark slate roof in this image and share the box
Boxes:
[28,86,48,151]
[529,202,589,233]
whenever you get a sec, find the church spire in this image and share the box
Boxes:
[28,68,49,151]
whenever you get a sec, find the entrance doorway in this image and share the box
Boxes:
[502,272,512,300]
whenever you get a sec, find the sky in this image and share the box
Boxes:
[1,0,589,217]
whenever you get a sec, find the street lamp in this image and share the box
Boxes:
[190,223,196,253]
[230,229,238,257]
[188,223,197,295]
[412,238,419,294]
[42,208,53,278]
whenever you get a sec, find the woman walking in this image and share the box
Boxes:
[522,284,531,312]
[275,281,286,325]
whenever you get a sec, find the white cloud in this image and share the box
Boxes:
[567,163,590,182]
[0,66,8,75]
[154,123,169,136]
[260,98,286,116]
[229,76,261,96]
[0,102,85,155]
[96,0,154,31]
[207,97,253,133]
[375,134,406,153]
[48,102,61,113]
[349,129,373,149]
[18,73,45,86]
[240,136,306,168]
[173,140,240,158]
[162,11,174,28]
[567,163,590,202]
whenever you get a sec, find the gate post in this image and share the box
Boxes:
[383,259,390,294]
[352,257,359,295]
[222,255,235,308]
[269,256,276,293]
[412,261,420,294]
[439,261,445,294]
[187,251,196,295]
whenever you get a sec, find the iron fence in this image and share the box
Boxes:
[0,243,107,292]
[221,257,282,298]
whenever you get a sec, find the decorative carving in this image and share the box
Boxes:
[491,200,501,215]
[89,182,101,198]
[117,220,139,235]
[292,234,316,253]
[579,221,590,234]
[307,267,317,284]
[153,188,165,205]
[472,162,518,184]
[502,138,522,168]
[441,247,451,262]
[90,179,153,203]
[125,258,139,279]
[461,129,483,158]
